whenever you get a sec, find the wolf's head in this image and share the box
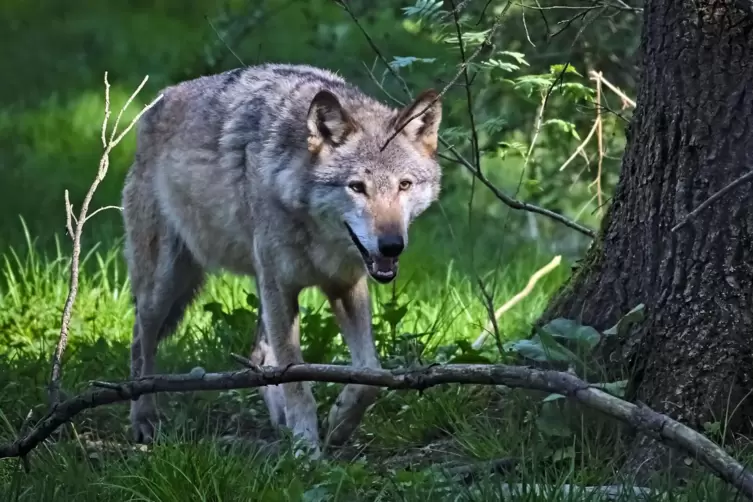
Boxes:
[304,88,442,283]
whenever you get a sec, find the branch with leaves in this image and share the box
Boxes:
[4,360,753,499]
[336,0,596,239]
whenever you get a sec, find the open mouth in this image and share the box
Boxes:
[344,223,399,283]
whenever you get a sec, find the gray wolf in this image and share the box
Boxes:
[121,63,443,456]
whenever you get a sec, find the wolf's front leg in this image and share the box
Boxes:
[323,276,381,446]
[257,272,320,457]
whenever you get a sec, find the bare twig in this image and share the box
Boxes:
[671,170,753,232]
[589,69,635,109]
[205,15,246,66]
[4,362,753,498]
[82,205,123,225]
[47,73,163,407]
[595,72,604,215]
[557,119,599,172]
[520,91,548,201]
[440,139,596,238]
[472,255,562,350]
[449,0,480,172]
[557,70,636,219]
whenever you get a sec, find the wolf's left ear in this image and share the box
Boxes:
[393,89,442,156]
[307,90,357,153]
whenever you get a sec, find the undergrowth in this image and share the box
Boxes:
[0,216,745,501]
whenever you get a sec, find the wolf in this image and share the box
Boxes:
[121,63,443,456]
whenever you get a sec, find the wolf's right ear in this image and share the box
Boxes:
[307,90,357,154]
[392,89,442,156]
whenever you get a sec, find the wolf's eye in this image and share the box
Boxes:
[399,180,413,191]
[349,181,367,194]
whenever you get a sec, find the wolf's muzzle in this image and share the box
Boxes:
[343,222,399,283]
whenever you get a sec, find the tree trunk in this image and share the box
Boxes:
[540,0,753,479]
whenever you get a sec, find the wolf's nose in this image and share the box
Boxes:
[378,235,404,257]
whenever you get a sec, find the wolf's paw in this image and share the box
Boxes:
[292,437,322,460]
[130,400,164,444]
[324,384,379,446]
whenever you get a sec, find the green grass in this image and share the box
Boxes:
[0,212,746,501]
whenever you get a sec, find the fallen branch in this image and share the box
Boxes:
[48,73,163,407]
[471,255,562,350]
[3,362,753,499]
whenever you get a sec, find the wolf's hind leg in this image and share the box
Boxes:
[323,276,381,447]
[127,227,205,444]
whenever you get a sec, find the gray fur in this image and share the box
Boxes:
[121,63,443,456]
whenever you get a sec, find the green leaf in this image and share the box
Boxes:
[540,317,601,352]
[506,335,573,363]
[402,0,444,22]
[537,328,582,363]
[482,59,520,73]
[603,304,645,337]
[498,50,529,66]
[480,116,507,135]
[543,118,580,140]
[591,379,628,398]
[382,303,408,328]
[552,445,575,462]
[536,400,572,437]
[514,75,554,95]
[542,392,565,403]
[550,64,582,77]
[245,292,260,310]
[496,141,528,158]
[389,56,436,70]
[303,485,331,502]
[522,179,543,196]
[202,301,225,321]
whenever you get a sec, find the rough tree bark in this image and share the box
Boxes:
[540,0,753,479]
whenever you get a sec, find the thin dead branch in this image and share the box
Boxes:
[472,255,562,350]
[47,73,163,407]
[594,71,604,215]
[440,139,596,237]
[671,169,753,233]
[3,362,753,498]
[589,69,635,109]
[559,70,636,219]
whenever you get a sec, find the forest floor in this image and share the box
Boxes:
[0,217,745,501]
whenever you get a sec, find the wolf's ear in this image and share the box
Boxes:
[307,90,357,153]
[393,89,442,156]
